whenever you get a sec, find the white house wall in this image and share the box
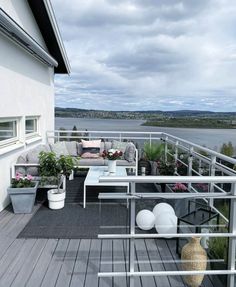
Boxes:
[0,23,55,211]
[0,0,48,50]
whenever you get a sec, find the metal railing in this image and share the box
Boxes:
[98,175,236,287]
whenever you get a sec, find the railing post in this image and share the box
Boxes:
[210,155,216,208]
[174,141,179,174]
[164,136,168,162]
[129,182,135,287]
[228,182,236,287]
[188,147,193,190]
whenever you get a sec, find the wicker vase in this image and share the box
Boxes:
[181,237,207,287]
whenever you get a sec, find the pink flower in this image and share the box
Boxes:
[26,174,33,181]
[173,183,187,192]
[15,172,23,181]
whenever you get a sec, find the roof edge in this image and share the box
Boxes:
[43,0,71,74]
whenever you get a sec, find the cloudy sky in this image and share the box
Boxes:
[52,0,236,112]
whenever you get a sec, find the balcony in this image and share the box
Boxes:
[2,130,236,286]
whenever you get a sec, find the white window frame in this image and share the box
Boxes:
[0,117,19,147]
[25,116,39,139]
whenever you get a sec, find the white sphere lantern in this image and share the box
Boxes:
[152,203,175,218]
[136,210,155,231]
[155,213,177,238]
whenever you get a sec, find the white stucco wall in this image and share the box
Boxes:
[0,0,48,49]
[0,28,55,210]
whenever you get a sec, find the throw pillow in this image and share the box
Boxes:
[26,144,50,176]
[50,141,69,157]
[124,143,136,162]
[81,139,101,154]
[65,141,77,156]
[81,152,100,159]
[111,140,127,159]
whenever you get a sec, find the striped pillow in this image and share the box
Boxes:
[81,139,101,154]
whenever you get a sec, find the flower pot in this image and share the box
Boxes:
[47,189,66,210]
[7,181,39,214]
[108,160,116,174]
[181,237,207,287]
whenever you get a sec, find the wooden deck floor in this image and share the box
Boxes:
[0,205,224,287]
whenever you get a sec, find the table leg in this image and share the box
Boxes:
[127,183,130,208]
[83,184,86,208]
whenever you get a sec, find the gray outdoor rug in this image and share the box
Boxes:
[17,202,131,239]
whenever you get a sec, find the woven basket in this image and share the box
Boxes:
[181,237,207,287]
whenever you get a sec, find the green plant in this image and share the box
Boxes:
[143,142,164,161]
[38,152,74,192]
[57,155,74,176]
[208,231,228,262]
[157,159,175,175]
[39,151,60,177]
[220,141,234,157]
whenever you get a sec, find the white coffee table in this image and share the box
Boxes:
[83,166,129,208]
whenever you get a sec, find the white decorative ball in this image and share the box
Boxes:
[136,210,155,231]
[155,213,177,238]
[152,203,175,218]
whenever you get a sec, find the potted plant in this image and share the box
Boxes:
[143,142,164,175]
[102,149,123,173]
[7,172,39,213]
[157,159,176,192]
[38,151,74,209]
[208,230,228,285]
[172,182,188,192]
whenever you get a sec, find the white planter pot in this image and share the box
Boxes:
[47,189,66,210]
[108,160,116,174]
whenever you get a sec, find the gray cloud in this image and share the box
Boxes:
[52,0,236,111]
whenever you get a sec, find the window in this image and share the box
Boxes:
[25,117,39,137]
[0,118,18,146]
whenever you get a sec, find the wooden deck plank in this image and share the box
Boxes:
[0,238,25,278]
[145,239,171,287]
[70,239,91,287]
[40,239,70,287]
[26,239,58,287]
[0,238,37,287]
[11,239,48,287]
[135,239,156,287]
[113,239,128,287]
[55,239,80,287]
[84,239,102,287]
[156,239,186,287]
[99,239,113,287]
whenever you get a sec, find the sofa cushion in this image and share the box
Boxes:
[124,143,136,162]
[26,144,50,176]
[15,153,28,176]
[50,141,69,157]
[112,140,129,159]
[77,142,83,155]
[65,141,77,156]
[78,158,105,166]
[112,159,135,166]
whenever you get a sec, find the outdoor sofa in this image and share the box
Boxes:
[13,139,138,177]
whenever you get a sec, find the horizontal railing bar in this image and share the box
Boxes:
[100,258,225,265]
[99,175,236,183]
[98,270,236,277]
[98,232,233,239]
[98,192,234,199]
[164,132,236,164]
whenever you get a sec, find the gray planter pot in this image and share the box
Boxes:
[7,181,39,214]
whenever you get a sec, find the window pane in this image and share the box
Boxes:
[26,119,37,134]
[0,121,17,141]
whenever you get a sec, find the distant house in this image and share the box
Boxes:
[0,0,70,211]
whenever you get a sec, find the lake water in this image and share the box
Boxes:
[55,117,236,150]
